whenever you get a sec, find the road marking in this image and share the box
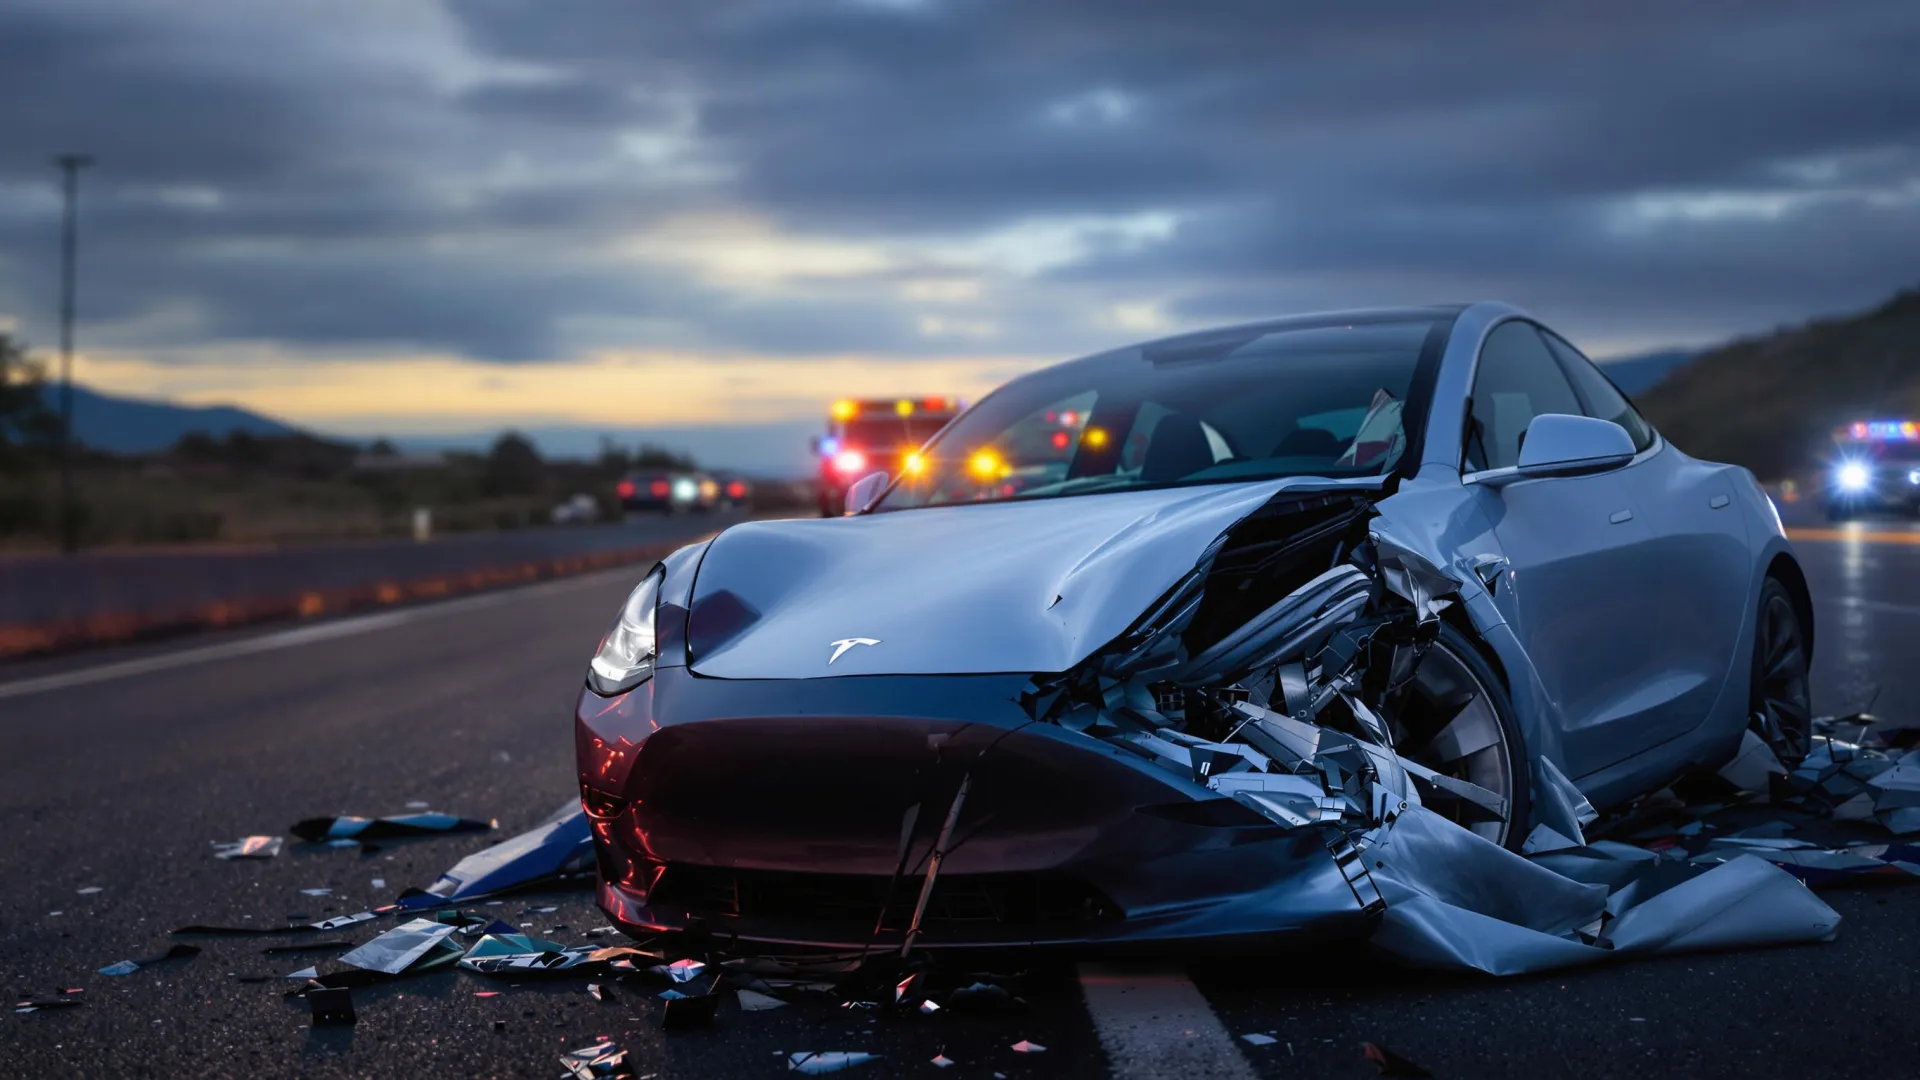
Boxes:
[1788,527,1920,545]
[1815,595,1920,618]
[1077,963,1259,1080]
[0,567,643,702]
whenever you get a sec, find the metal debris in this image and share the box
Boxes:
[212,836,283,860]
[561,1040,634,1079]
[661,990,720,1029]
[788,1052,879,1075]
[1010,1040,1046,1053]
[97,944,200,977]
[458,928,599,975]
[1242,1033,1278,1046]
[738,989,789,1011]
[931,1054,955,1068]
[336,918,464,975]
[308,986,356,1026]
[290,811,495,843]
[14,990,84,1014]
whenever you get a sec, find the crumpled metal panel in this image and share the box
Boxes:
[420,802,594,903]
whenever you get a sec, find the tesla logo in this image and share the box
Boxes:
[827,637,880,665]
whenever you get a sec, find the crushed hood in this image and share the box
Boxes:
[686,480,1330,679]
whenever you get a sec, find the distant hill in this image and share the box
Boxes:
[1598,349,1696,397]
[1636,288,1920,481]
[41,383,299,454]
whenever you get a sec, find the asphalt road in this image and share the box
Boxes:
[3,524,1919,1078]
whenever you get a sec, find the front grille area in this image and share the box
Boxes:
[650,866,1122,931]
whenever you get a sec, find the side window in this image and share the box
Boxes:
[1464,322,1584,472]
[1541,332,1656,453]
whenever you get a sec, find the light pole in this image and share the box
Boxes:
[53,153,92,554]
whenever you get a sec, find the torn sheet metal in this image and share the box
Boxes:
[336,918,464,975]
[561,1040,635,1080]
[412,802,593,904]
[212,836,283,860]
[290,812,495,843]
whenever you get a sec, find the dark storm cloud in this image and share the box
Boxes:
[1,0,1917,365]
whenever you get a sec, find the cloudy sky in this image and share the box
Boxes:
[1,0,1917,468]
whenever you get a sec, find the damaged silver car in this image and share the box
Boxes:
[573,303,1825,971]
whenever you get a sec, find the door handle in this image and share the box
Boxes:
[1709,494,1730,509]
[1609,509,1633,524]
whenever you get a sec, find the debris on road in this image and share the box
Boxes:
[336,918,464,975]
[737,989,788,1011]
[308,987,356,1027]
[97,944,200,977]
[1362,1041,1433,1077]
[14,990,84,1014]
[660,987,720,1029]
[1242,1033,1278,1046]
[75,886,103,895]
[212,836,283,860]
[290,811,495,843]
[1010,1040,1046,1053]
[787,1052,879,1075]
[403,802,593,905]
[459,928,600,975]
[560,1040,634,1079]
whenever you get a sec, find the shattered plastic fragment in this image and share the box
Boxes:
[290,812,494,843]
[336,918,464,975]
[788,1052,879,1075]
[1011,1040,1046,1053]
[415,802,593,903]
[1242,1033,1278,1046]
[97,944,199,977]
[931,1055,954,1068]
[664,958,707,983]
[661,991,720,1029]
[213,836,283,860]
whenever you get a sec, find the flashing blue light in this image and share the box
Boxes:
[818,437,840,457]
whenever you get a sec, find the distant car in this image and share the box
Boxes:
[1824,421,1920,520]
[616,471,710,515]
[550,493,600,525]
[575,304,1813,952]
[713,473,754,511]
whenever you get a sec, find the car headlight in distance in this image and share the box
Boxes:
[587,571,661,694]
[671,477,699,502]
[1836,461,1871,493]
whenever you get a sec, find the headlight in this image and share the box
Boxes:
[671,477,698,502]
[1836,461,1871,493]
[587,571,661,694]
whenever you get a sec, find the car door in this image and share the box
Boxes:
[1543,330,1753,746]
[1461,321,1670,778]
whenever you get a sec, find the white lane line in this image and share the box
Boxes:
[1814,595,1920,618]
[0,566,644,702]
[1077,963,1259,1080]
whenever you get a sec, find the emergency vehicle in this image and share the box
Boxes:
[1826,420,1920,520]
[812,397,963,516]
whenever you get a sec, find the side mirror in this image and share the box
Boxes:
[844,470,890,515]
[1514,414,1635,479]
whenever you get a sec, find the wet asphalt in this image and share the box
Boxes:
[2,517,1919,1078]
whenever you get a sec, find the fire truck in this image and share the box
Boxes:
[812,397,963,516]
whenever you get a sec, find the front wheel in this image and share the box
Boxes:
[1381,621,1532,850]
[1750,576,1813,767]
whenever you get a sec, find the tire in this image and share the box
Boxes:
[1749,576,1813,767]
[1384,621,1533,851]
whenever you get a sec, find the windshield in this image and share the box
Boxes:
[878,318,1438,510]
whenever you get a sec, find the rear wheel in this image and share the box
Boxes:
[1750,576,1812,767]
[1382,622,1531,850]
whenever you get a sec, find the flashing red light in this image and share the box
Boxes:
[1051,431,1070,450]
[616,480,636,498]
[833,448,869,475]
[1060,410,1079,426]
[649,480,671,498]
[726,480,747,499]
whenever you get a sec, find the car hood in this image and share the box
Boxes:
[685,479,1347,679]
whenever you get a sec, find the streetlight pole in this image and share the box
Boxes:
[53,153,92,554]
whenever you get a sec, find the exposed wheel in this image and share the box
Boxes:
[1380,621,1532,850]
[1750,576,1812,767]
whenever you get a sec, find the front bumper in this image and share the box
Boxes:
[574,668,1376,951]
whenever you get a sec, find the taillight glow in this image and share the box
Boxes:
[726,481,747,499]
[616,480,635,498]
[650,480,670,498]
[833,449,868,475]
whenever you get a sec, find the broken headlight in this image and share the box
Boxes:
[587,570,661,695]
